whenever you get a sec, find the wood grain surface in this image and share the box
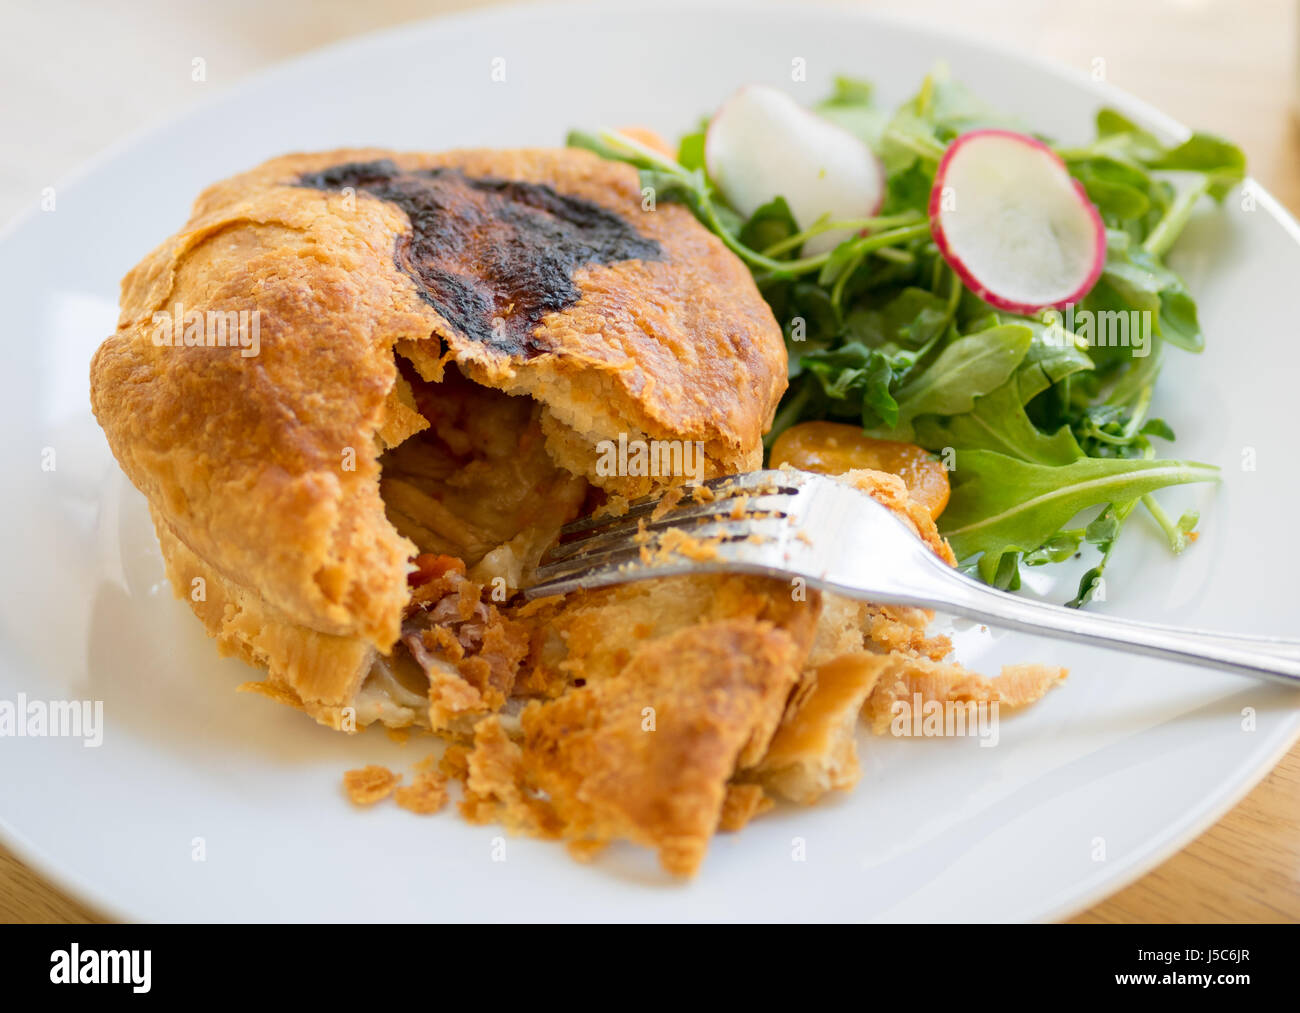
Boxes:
[1,0,1296,923]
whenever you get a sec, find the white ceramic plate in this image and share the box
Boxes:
[2,0,1297,923]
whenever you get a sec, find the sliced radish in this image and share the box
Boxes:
[929,128,1106,314]
[705,85,884,256]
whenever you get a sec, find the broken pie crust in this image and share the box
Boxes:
[94,146,1065,877]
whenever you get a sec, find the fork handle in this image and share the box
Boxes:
[928,569,1300,688]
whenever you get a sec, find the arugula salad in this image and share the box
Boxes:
[569,67,1246,606]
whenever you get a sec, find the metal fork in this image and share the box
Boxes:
[526,470,1300,688]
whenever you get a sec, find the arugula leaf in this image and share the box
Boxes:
[816,75,889,148]
[1074,109,1168,165]
[1023,529,1086,566]
[880,161,935,217]
[1068,500,1138,607]
[941,450,1219,572]
[1150,134,1246,200]
[801,342,901,428]
[824,75,874,105]
[1085,230,1204,352]
[891,324,1034,425]
[740,196,799,253]
[912,319,1093,464]
[677,130,707,172]
[1072,158,1153,221]
[915,374,1085,466]
[775,280,839,365]
[842,287,952,350]
[1140,418,1175,441]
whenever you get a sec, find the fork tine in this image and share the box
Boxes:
[527,553,718,600]
[557,470,807,539]
[541,494,793,566]
[529,542,651,590]
[524,470,814,599]
[528,514,791,595]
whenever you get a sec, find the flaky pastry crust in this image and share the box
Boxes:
[91,146,1064,877]
[91,147,787,660]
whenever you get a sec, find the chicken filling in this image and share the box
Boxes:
[361,360,590,728]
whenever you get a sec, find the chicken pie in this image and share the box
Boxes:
[91,146,1062,875]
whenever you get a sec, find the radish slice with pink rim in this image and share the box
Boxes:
[929,128,1106,314]
[706,85,884,256]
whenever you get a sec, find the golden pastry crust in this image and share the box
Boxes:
[446,573,820,875]
[152,506,376,728]
[717,783,773,832]
[519,618,810,876]
[89,145,1068,878]
[863,656,1067,734]
[754,652,895,804]
[91,147,786,657]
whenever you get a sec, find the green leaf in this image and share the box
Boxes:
[892,324,1034,423]
[880,162,935,216]
[842,286,952,351]
[740,196,799,253]
[1151,134,1246,200]
[677,131,707,172]
[911,320,1093,464]
[1015,322,1096,398]
[1023,530,1085,566]
[860,355,900,428]
[914,375,1085,466]
[880,108,946,174]
[1077,172,1151,221]
[816,75,889,148]
[1066,499,1138,607]
[1090,109,1166,163]
[1071,113,1245,202]
[1140,418,1176,441]
[1096,109,1145,140]
[979,549,1023,590]
[1087,232,1204,353]
[940,450,1219,566]
[801,342,901,429]
[1157,288,1203,352]
[824,75,874,105]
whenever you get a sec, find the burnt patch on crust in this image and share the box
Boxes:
[297,159,661,357]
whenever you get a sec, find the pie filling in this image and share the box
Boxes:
[297,160,664,728]
[360,359,592,728]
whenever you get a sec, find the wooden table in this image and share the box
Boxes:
[1,0,1297,923]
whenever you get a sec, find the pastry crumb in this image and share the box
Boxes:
[394,771,450,814]
[236,679,300,707]
[343,764,401,805]
[384,726,411,746]
[650,486,685,521]
[439,744,472,782]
